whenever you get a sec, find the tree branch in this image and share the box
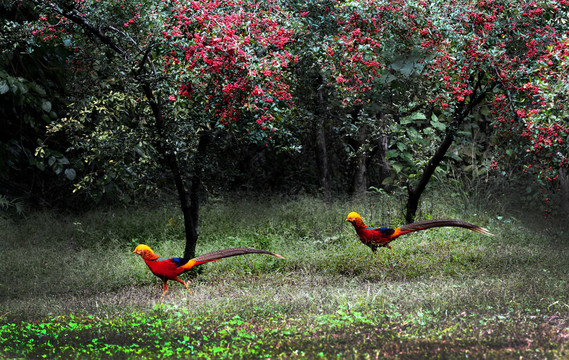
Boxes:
[37,0,127,57]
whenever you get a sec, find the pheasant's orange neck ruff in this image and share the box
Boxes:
[351,217,367,229]
[140,250,160,261]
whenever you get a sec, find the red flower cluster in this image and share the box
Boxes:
[160,0,296,124]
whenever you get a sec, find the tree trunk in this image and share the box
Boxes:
[353,157,367,195]
[404,83,494,223]
[405,130,454,223]
[184,131,209,259]
[164,151,198,259]
[559,168,569,217]
[348,107,368,197]
[353,123,369,195]
[372,134,390,185]
[315,121,332,203]
[142,78,206,259]
[314,84,332,202]
[155,132,209,260]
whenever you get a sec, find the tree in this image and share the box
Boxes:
[411,0,569,220]
[328,0,569,222]
[289,0,397,198]
[30,0,296,258]
[486,1,569,214]
[13,0,568,230]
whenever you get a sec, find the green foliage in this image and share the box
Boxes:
[0,1,75,203]
[1,304,566,359]
[385,111,444,184]
[2,0,566,216]
[44,90,160,201]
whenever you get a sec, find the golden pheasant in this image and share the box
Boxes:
[133,244,284,295]
[345,212,493,252]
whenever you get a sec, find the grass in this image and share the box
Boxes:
[1,193,568,359]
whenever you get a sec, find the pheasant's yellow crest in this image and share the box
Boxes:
[133,244,161,261]
[346,212,363,221]
[133,244,154,253]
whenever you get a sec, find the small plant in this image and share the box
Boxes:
[0,195,25,216]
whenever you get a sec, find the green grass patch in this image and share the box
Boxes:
[1,194,568,358]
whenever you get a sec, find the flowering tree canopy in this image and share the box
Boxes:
[160,0,295,126]
[297,0,568,219]
[30,0,297,257]
[416,0,569,209]
[5,0,567,229]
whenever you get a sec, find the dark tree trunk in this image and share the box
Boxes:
[362,114,390,189]
[353,125,368,196]
[559,168,569,217]
[404,82,494,223]
[184,132,209,259]
[142,79,207,260]
[347,107,368,197]
[152,131,209,260]
[313,80,332,202]
[164,151,198,259]
[315,120,332,203]
[371,134,391,185]
[405,130,455,223]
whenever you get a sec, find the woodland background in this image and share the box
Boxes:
[2,0,568,227]
[1,1,569,358]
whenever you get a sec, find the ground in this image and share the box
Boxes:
[1,195,568,358]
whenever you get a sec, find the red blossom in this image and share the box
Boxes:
[160,0,295,123]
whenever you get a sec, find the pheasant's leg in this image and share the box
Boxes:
[161,279,169,296]
[174,277,191,293]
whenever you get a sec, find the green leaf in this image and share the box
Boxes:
[407,127,420,140]
[0,80,9,94]
[410,112,426,120]
[58,157,70,166]
[431,120,446,131]
[41,100,52,113]
[392,162,403,174]
[386,149,399,159]
[401,151,413,163]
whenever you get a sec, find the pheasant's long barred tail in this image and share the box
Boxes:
[399,219,494,236]
[471,226,494,237]
[193,248,285,263]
